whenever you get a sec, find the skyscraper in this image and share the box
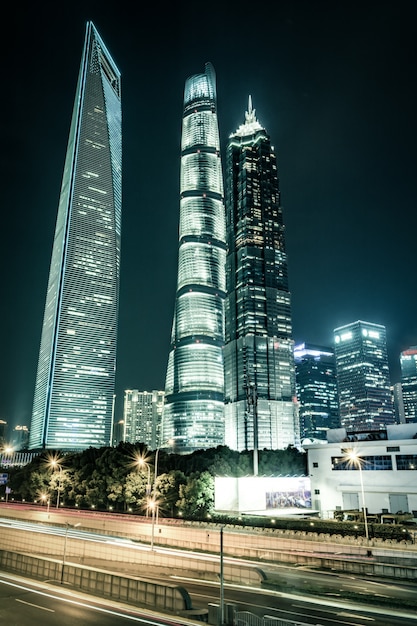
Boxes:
[123,390,165,448]
[294,343,339,441]
[400,346,417,423]
[29,23,121,451]
[162,63,226,454]
[223,98,298,452]
[334,320,394,432]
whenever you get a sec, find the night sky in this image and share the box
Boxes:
[3,1,416,431]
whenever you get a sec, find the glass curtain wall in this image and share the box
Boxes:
[29,22,121,450]
[223,99,298,451]
[162,63,226,453]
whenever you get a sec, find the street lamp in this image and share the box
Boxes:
[134,455,151,496]
[149,441,171,550]
[345,450,369,543]
[147,439,176,550]
[47,457,64,509]
[133,454,152,517]
[149,496,159,550]
[219,526,225,626]
[61,522,81,584]
[41,493,50,514]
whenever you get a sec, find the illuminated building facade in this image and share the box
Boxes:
[29,22,121,451]
[163,63,226,453]
[294,343,339,441]
[223,98,298,452]
[123,390,164,449]
[400,346,417,423]
[334,321,394,432]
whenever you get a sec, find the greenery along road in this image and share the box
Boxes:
[5,442,306,516]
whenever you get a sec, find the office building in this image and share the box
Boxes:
[223,98,298,452]
[294,343,339,441]
[123,390,164,449]
[10,425,30,451]
[400,346,417,423]
[392,383,406,424]
[334,321,394,432]
[162,63,227,453]
[29,22,122,450]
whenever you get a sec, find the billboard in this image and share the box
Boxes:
[215,476,311,514]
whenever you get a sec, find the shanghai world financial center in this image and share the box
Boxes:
[30,23,121,451]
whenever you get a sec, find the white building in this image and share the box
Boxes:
[304,423,417,519]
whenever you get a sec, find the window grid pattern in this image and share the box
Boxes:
[223,105,297,451]
[396,454,417,470]
[332,455,393,470]
[334,321,394,431]
[30,23,121,450]
[163,63,226,454]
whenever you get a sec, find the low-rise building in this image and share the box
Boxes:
[304,423,417,519]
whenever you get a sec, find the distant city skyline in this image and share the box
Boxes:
[3,3,416,433]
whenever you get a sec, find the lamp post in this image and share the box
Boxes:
[48,458,64,508]
[61,522,81,584]
[150,497,158,550]
[135,455,152,513]
[150,442,170,550]
[41,493,50,514]
[219,526,225,626]
[346,450,369,543]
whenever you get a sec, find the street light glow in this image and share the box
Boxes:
[45,454,65,509]
[343,449,369,543]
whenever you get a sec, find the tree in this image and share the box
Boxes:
[156,470,186,517]
[177,471,214,519]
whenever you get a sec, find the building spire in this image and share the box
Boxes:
[232,95,263,138]
[245,95,256,124]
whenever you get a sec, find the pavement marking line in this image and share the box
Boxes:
[338,612,374,621]
[16,598,55,612]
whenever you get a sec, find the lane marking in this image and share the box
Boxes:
[338,612,374,621]
[16,598,55,612]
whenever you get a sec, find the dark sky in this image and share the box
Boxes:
[2,1,417,431]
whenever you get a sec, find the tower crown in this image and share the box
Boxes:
[232,95,264,138]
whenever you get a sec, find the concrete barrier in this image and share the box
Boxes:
[0,549,192,613]
[1,505,416,581]
[0,523,265,586]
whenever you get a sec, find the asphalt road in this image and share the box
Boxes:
[1,509,417,625]
[177,574,417,626]
[0,573,194,626]
[1,570,416,626]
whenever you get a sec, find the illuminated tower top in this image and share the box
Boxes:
[233,96,263,137]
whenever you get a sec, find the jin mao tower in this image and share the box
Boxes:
[29,23,121,450]
[162,63,226,453]
[223,99,298,452]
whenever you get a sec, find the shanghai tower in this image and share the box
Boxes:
[162,63,226,454]
[223,98,298,452]
[29,22,121,451]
